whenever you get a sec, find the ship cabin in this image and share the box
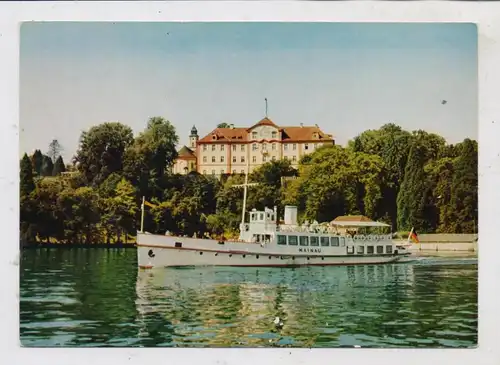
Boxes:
[238,206,393,251]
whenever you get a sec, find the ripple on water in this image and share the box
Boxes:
[20,249,478,348]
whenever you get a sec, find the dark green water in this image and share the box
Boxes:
[20,248,478,348]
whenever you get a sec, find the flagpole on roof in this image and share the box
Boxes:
[265,98,268,118]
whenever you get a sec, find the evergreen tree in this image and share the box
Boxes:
[52,155,66,176]
[20,153,35,196]
[449,139,478,233]
[397,143,428,231]
[41,155,54,177]
[31,149,44,176]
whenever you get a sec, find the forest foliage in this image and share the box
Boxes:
[20,118,478,244]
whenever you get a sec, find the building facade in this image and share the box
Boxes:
[173,118,334,176]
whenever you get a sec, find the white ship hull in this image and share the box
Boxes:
[137,232,409,269]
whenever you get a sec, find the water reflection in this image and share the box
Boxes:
[20,249,477,348]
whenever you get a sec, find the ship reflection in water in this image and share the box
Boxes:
[135,260,477,348]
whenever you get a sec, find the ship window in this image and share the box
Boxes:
[277,235,287,245]
[357,246,364,254]
[386,245,393,254]
[256,255,259,259]
[367,246,374,254]
[259,213,264,221]
[175,242,182,248]
[331,237,339,247]
[376,246,384,254]
[243,254,246,258]
[200,252,203,255]
[347,246,354,255]
[310,236,319,246]
[299,236,309,246]
[320,237,330,246]
[288,236,298,246]
[340,237,346,247]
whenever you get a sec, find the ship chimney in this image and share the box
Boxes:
[230,124,234,129]
[300,123,303,128]
[284,205,298,226]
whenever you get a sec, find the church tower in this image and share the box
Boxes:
[189,125,199,149]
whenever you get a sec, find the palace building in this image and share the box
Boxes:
[173,118,334,176]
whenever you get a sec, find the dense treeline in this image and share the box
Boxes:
[19,118,478,245]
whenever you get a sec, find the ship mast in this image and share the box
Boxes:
[232,156,258,226]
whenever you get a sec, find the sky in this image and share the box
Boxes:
[20,22,478,162]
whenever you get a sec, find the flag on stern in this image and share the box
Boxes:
[408,227,419,243]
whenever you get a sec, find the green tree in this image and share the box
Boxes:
[449,138,478,233]
[41,155,54,177]
[31,149,44,176]
[20,153,35,196]
[397,143,428,231]
[123,117,178,199]
[52,155,66,176]
[74,122,134,185]
[217,122,231,128]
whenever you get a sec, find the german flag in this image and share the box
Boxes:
[408,227,419,243]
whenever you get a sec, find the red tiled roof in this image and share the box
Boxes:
[177,146,196,160]
[281,126,334,142]
[198,127,248,143]
[197,120,334,144]
[247,117,279,130]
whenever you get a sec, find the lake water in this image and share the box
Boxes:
[20,248,478,348]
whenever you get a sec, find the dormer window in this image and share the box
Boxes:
[212,134,217,140]
[313,132,319,139]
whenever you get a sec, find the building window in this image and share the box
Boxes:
[284,156,288,160]
[252,156,257,163]
[212,170,215,175]
[221,145,225,151]
[299,236,309,246]
[252,143,257,151]
[252,131,257,139]
[331,237,339,247]
[320,237,330,246]
[277,235,287,245]
[272,131,277,139]
[232,145,236,151]
[263,155,267,162]
[203,145,207,151]
[288,236,298,246]
[292,155,297,162]
[221,169,225,175]
[211,145,216,151]
[241,156,245,163]
[293,144,297,151]
[304,143,309,150]
[262,143,267,151]
[310,236,319,246]
[272,143,276,151]
[232,169,236,174]
[221,156,224,163]
[233,156,236,163]
[272,156,276,161]
[284,144,288,151]
[241,170,245,174]
[212,156,216,163]
[203,156,207,163]
[241,145,245,152]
